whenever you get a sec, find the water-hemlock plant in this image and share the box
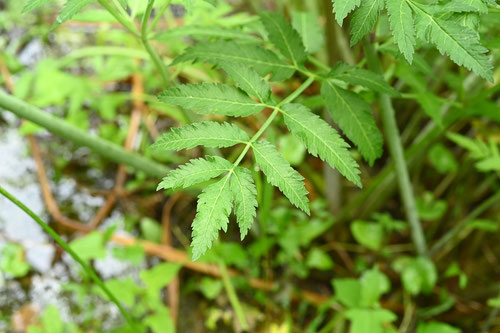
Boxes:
[6,0,496,262]
[151,11,383,259]
[148,5,494,259]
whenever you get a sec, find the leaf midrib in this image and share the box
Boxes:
[264,13,301,66]
[159,136,247,148]
[163,167,231,188]
[161,94,263,108]
[253,143,308,211]
[280,107,361,186]
[325,81,378,160]
[409,0,487,74]
[182,49,295,70]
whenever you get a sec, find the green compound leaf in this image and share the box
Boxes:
[158,83,265,117]
[438,0,482,13]
[172,41,295,81]
[321,80,383,166]
[154,26,260,43]
[259,11,308,65]
[457,0,488,13]
[157,156,233,190]
[349,0,384,46]
[219,62,271,103]
[22,0,53,13]
[332,0,361,26]
[291,11,325,54]
[280,103,361,187]
[191,174,233,260]
[231,167,258,240]
[412,3,493,82]
[152,121,249,151]
[252,140,310,214]
[54,0,95,26]
[386,0,416,63]
[329,64,400,97]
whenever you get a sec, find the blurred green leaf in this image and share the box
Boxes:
[27,305,65,333]
[488,297,500,307]
[216,242,250,269]
[140,217,163,244]
[428,144,458,173]
[467,219,499,232]
[417,192,447,221]
[398,257,437,295]
[95,277,140,307]
[417,321,461,333]
[144,306,175,333]
[199,277,223,300]
[306,248,334,270]
[333,278,362,308]
[140,262,181,295]
[69,232,107,261]
[344,308,397,333]
[0,243,30,277]
[112,244,145,264]
[444,262,468,289]
[278,134,306,166]
[351,220,384,250]
[360,268,391,307]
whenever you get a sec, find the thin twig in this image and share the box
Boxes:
[0,54,15,93]
[161,193,182,325]
[219,259,250,331]
[28,136,92,233]
[430,190,500,258]
[141,0,170,86]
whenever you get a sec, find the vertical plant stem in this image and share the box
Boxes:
[0,185,137,330]
[148,0,172,33]
[364,39,428,257]
[98,0,169,86]
[218,260,249,331]
[141,0,170,87]
[97,0,140,37]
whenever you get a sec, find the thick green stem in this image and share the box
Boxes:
[0,185,137,330]
[98,0,170,86]
[0,90,169,178]
[218,260,249,331]
[97,0,140,37]
[141,0,170,86]
[148,0,172,34]
[364,40,428,256]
